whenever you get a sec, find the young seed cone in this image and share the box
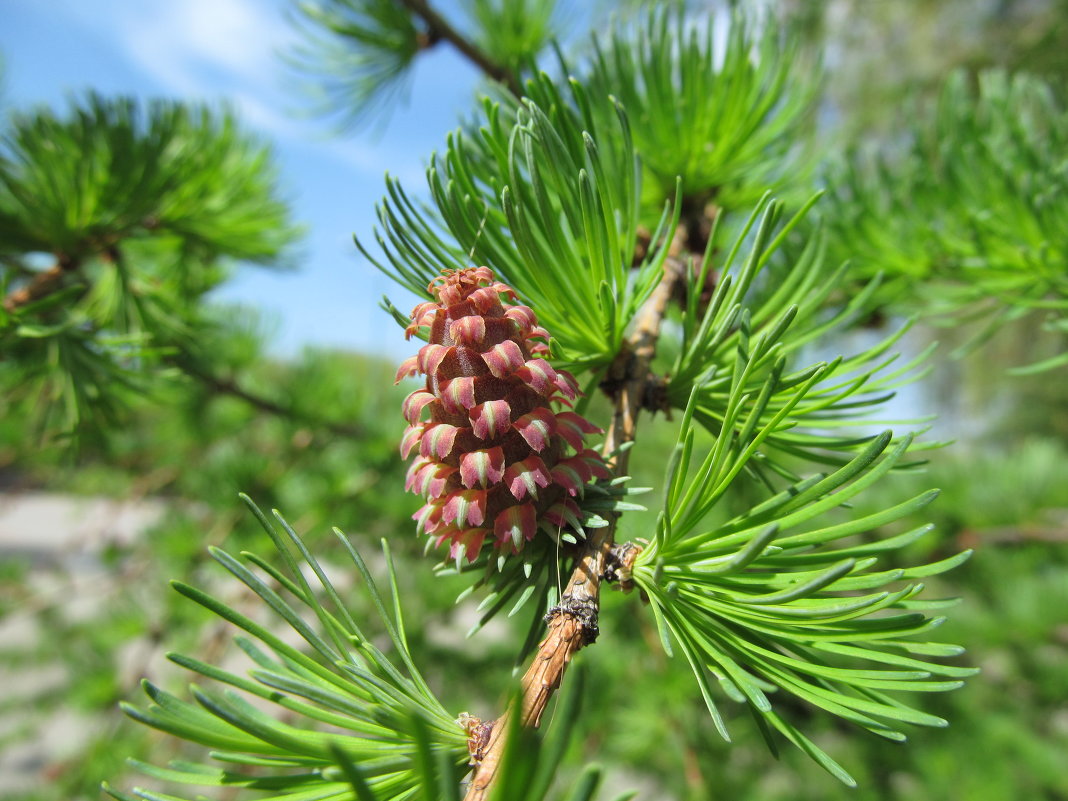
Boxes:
[397,267,609,565]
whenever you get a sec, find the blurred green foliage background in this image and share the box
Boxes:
[2,1,1067,800]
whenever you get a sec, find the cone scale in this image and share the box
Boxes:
[397,267,609,565]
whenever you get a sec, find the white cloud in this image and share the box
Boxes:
[155,0,282,78]
[128,0,288,85]
[54,0,434,185]
[325,140,427,188]
[63,0,298,136]
[228,90,304,140]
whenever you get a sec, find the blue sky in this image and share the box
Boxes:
[2,0,486,359]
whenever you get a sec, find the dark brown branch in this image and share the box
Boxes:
[957,522,1068,549]
[3,255,81,314]
[462,251,687,801]
[174,356,365,441]
[106,245,364,439]
[396,0,522,96]
[3,221,158,315]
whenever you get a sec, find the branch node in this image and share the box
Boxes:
[544,597,599,645]
[459,713,494,765]
[599,345,671,419]
[641,373,672,417]
[603,541,643,592]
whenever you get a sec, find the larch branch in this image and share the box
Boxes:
[3,250,364,441]
[462,248,688,801]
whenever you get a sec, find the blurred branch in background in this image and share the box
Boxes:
[780,0,1068,137]
[818,70,1068,371]
[289,0,564,127]
[395,0,521,92]
[0,93,369,442]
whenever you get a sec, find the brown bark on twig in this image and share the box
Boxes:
[396,0,522,97]
[462,248,687,801]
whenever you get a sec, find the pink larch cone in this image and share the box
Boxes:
[396,267,611,565]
